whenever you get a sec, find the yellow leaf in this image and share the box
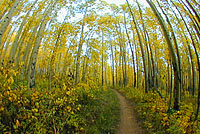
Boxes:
[13,71,17,76]
[0,106,4,112]
[16,120,20,127]
[32,108,38,113]
[8,97,12,102]
[7,77,14,84]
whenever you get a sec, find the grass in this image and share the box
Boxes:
[81,88,120,134]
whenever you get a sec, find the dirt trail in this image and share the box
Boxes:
[112,89,143,134]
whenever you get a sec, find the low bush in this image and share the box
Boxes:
[0,66,120,133]
[118,87,198,134]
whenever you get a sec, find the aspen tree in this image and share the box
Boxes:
[170,0,199,101]
[123,12,136,87]
[8,0,38,64]
[0,0,21,48]
[130,19,138,88]
[156,0,183,96]
[81,45,90,82]
[20,25,39,80]
[101,30,104,86]
[126,0,149,92]
[109,35,115,87]
[0,25,12,62]
[115,45,118,86]
[136,0,153,88]
[75,5,88,84]
[146,0,181,110]
[0,27,16,64]
[28,0,57,88]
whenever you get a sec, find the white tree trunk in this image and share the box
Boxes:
[126,0,149,92]
[146,0,180,110]
[28,1,56,88]
[8,0,38,64]
[0,0,21,48]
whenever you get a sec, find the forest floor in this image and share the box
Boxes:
[112,89,143,134]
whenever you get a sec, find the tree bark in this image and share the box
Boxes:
[109,36,115,87]
[126,0,149,92]
[124,13,136,87]
[156,0,183,98]
[146,0,181,110]
[0,0,21,49]
[28,1,56,88]
[8,0,38,64]
[75,6,88,84]
[101,30,104,86]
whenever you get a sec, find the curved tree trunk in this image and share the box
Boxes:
[0,0,21,49]
[8,0,38,64]
[156,0,183,98]
[126,0,149,92]
[124,12,136,87]
[146,0,181,110]
[0,27,15,65]
[20,25,39,80]
[136,0,153,89]
[28,1,56,88]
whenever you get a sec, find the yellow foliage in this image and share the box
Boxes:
[16,120,21,127]
[7,77,14,84]
[119,87,197,133]
[0,106,4,112]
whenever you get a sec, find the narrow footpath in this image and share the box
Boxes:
[112,89,143,134]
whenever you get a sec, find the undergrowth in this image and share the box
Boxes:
[0,66,120,133]
[117,87,200,134]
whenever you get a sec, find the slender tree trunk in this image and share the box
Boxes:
[121,31,128,87]
[115,46,118,87]
[20,25,39,80]
[147,32,156,87]
[81,45,89,82]
[28,21,47,88]
[109,36,115,87]
[124,13,136,87]
[81,56,88,82]
[168,60,173,110]
[0,25,12,62]
[0,0,21,49]
[188,43,196,96]
[28,1,56,88]
[75,6,88,84]
[156,0,183,98]
[135,45,139,88]
[49,26,63,90]
[8,0,38,64]
[126,0,149,92]
[101,30,104,86]
[123,43,128,87]
[146,0,181,110]
[136,0,153,89]
[0,26,14,64]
